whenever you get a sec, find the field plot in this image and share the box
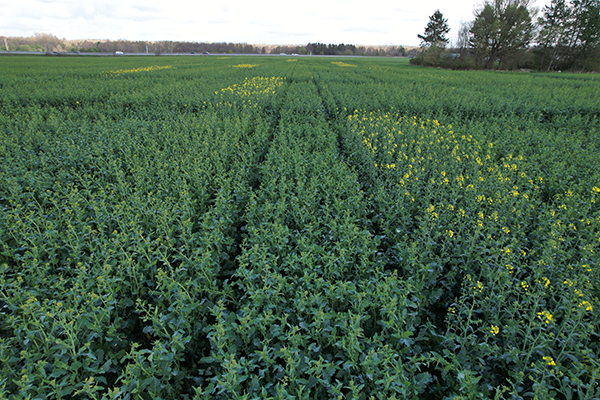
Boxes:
[0,55,599,399]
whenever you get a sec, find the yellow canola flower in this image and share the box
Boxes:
[108,65,172,75]
[218,76,285,98]
[540,277,550,288]
[474,281,484,293]
[331,61,357,67]
[543,356,556,366]
[232,64,258,68]
[347,111,527,202]
[564,279,574,287]
[537,310,553,324]
[490,325,499,336]
[579,301,593,312]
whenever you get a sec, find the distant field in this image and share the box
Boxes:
[1,55,599,399]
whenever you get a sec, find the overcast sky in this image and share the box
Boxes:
[1,0,550,46]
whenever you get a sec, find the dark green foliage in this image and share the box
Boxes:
[305,43,359,56]
[469,0,535,69]
[0,55,599,399]
[535,0,600,71]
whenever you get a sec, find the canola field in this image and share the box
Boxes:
[0,55,599,399]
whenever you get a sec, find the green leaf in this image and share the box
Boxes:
[49,369,67,378]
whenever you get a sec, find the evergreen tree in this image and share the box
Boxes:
[418,10,451,48]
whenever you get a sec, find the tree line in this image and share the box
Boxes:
[412,0,600,71]
[303,43,408,56]
[0,35,273,55]
[1,34,410,57]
